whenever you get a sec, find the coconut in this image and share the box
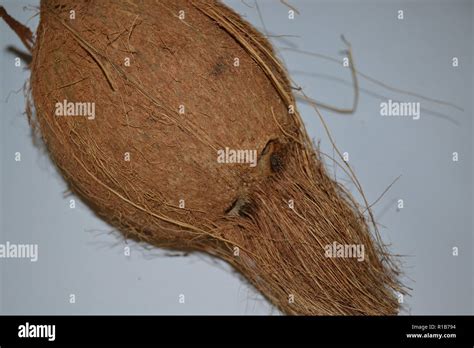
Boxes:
[2,0,404,315]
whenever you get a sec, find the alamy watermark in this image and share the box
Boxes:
[55,99,96,120]
[0,241,38,262]
[380,99,420,120]
[217,147,257,167]
[324,242,365,262]
[18,322,55,341]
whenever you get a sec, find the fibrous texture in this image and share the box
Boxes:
[28,0,404,314]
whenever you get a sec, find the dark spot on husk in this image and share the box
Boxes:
[270,153,284,173]
[210,57,227,77]
[225,195,254,218]
[258,138,286,174]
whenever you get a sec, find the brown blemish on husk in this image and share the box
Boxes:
[8,0,405,314]
[210,56,227,77]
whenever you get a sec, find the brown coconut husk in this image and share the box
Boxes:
[3,0,405,315]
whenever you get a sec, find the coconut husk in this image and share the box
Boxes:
[5,0,405,315]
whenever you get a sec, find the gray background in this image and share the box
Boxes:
[0,0,472,314]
